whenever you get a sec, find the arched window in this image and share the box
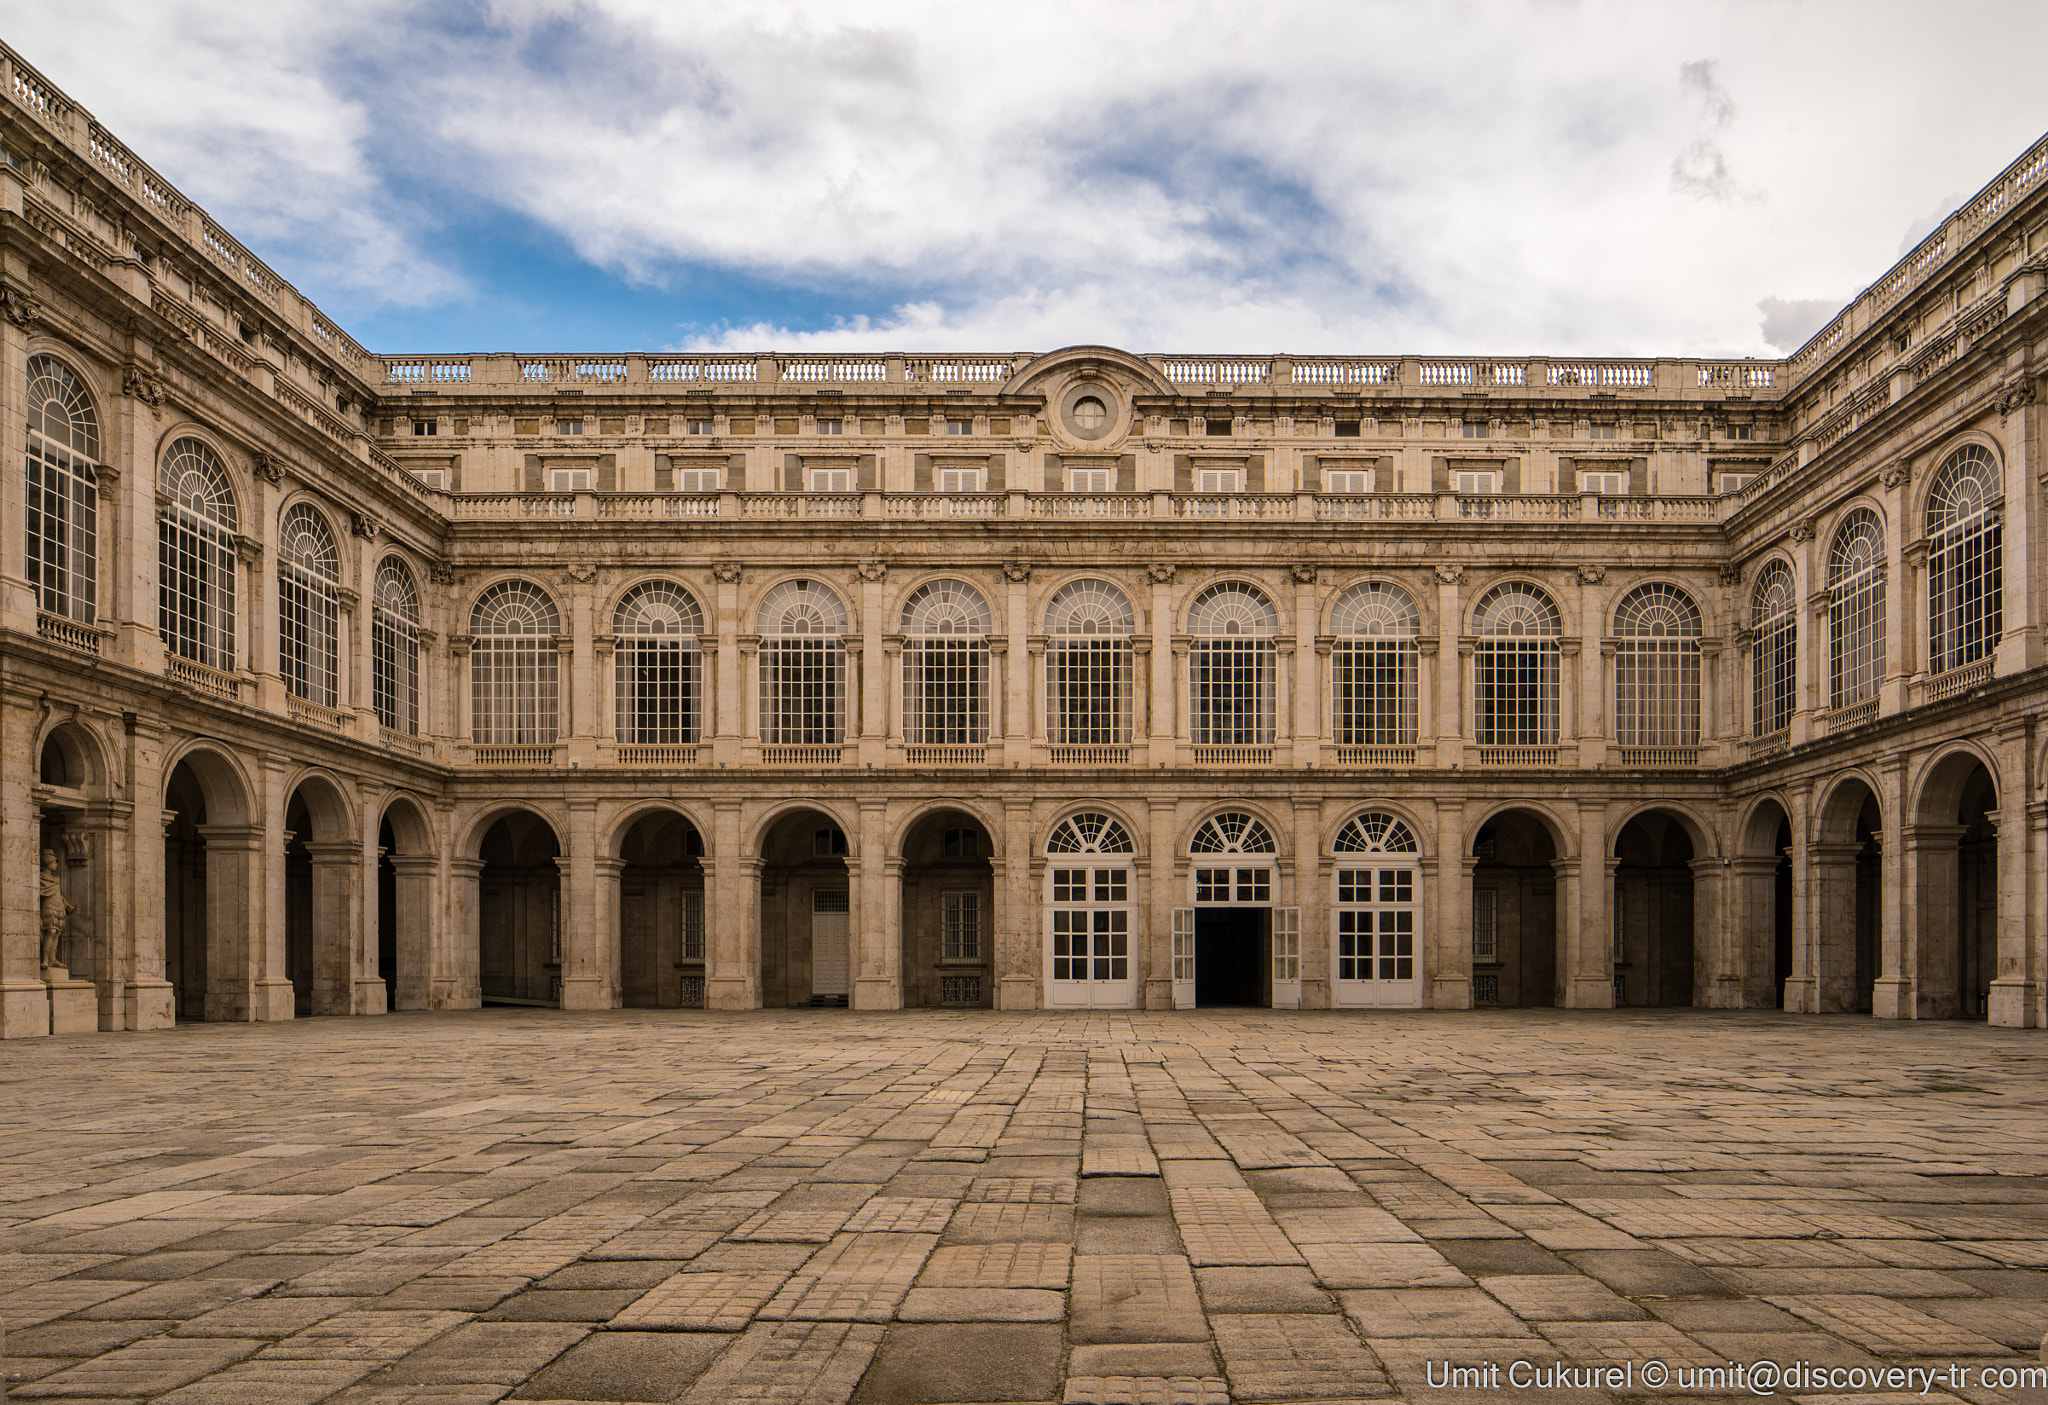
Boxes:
[1329,582,1419,747]
[278,505,339,707]
[469,581,560,745]
[1047,811,1135,854]
[158,438,238,670]
[756,579,847,746]
[1190,811,1278,854]
[25,356,99,624]
[1926,444,2001,676]
[372,557,420,735]
[1044,579,1133,747]
[1331,811,1422,1005]
[614,581,704,746]
[1612,583,1701,749]
[1827,509,1885,709]
[901,579,991,746]
[1187,582,1277,747]
[1045,812,1135,1001]
[1471,582,1559,747]
[1333,811,1419,853]
[1750,560,1796,737]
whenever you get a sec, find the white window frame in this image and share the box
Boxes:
[1716,473,1755,494]
[674,468,723,492]
[945,418,973,436]
[1578,470,1627,495]
[1323,469,1373,494]
[1454,471,1498,494]
[816,418,843,435]
[549,467,592,493]
[1195,467,1243,494]
[411,468,447,490]
[807,467,853,492]
[683,418,714,435]
[936,466,984,493]
[1065,467,1114,492]
[1045,865,1133,1007]
[1333,865,1420,1008]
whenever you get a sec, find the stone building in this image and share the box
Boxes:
[1,44,2042,1038]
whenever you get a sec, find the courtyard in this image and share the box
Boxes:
[2,1009,2046,1405]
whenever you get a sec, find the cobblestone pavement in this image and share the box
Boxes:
[4,1008,2048,1405]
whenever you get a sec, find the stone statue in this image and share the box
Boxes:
[40,848,74,974]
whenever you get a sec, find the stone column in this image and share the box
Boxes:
[388,854,437,1011]
[997,800,1037,1010]
[1689,855,1725,1009]
[713,565,742,765]
[566,575,596,758]
[843,637,864,745]
[1994,390,2037,673]
[559,801,607,1009]
[1790,526,1819,744]
[1560,800,1613,1007]
[1558,639,1581,760]
[1274,640,1293,752]
[881,638,902,747]
[1292,568,1319,753]
[252,759,294,1021]
[1148,567,1175,761]
[196,822,261,1022]
[1145,798,1178,1010]
[986,639,1007,748]
[1880,495,1909,714]
[859,566,886,764]
[0,692,49,1036]
[738,636,760,753]
[555,639,577,745]
[1781,786,1817,1013]
[1727,856,1780,1009]
[1131,639,1152,756]
[1871,758,1910,1019]
[1810,840,1868,1015]
[1698,640,1720,750]
[1905,824,1969,1019]
[706,802,758,1009]
[450,636,474,747]
[1987,719,2036,1027]
[1415,638,1437,750]
[1004,565,1031,765]
[1293,798,1326,1008]
[1435,568,1462,765]
[1429,798,1470,1009]
[445,855,485,1008]
[123,717,173,1030]
[852,802,898,1009]
[302,839,364,1016]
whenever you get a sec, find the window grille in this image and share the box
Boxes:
[901,579,990,745]
[1827,508,1885,708]
[682,890,705,961]
[1612,583,1700,747]
[1189,811,1278,854]
[757,579,847,745]
[372,558,420,734]
[24,355,99,624]
[278,505,340,707]
[1750,560,1796,736]
[614,580,703,744]
[1187,582,1277,746]
[943,891,981,960]
[1045,579,1133,745]
[1333,811,1419,854]
[1472,888,1498,960]
[1926,444,2002,675]
[158,438,238,669]
[1329,582,1418,745]
[469,580,560,744]
[1471,582,1560,746]
[1050,866,1129,981]
[1046,811,1135,854]
[1336,868,1415,980]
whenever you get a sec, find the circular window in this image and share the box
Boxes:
[1072,396,1107,431]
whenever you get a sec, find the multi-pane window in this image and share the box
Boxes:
[1195,467,1242,493]
[757,578,847,744]
[1324,469,1373,493]
[1336,869,1414,981]
[1926,444,2002,675]
[1045,578,1133,745]
[1750,560,1796,737]
[158,438,238,670]
[1046,812,1134,987]
[1190,811,1277,856]
[1612,583,1701,747]
[1827,508,1886,709]
[1329,582,1419,745]
[901,579,990,745]
[278,505,340,706]
[549,467,591,492]
[1455,471,1499,494]
[614,581,703,744]
[943,892,981,960]
[1188,582,1277,745]
[807,467,853,491]
[1066,467,1114,491]
[936,466,983,491]
[1471,582,1560,746]
[24,356,99,623]
[1194,868,1270,902]
[372,557,421,734]
[469,580,560,744]
[1471,888,1498,959]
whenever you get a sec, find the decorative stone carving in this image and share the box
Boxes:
[233,533,264,565]
[565,563,597,585]
[250,451,284,485]
[122,363,168,408]
[712,563,744,585]
[427,562,458,586]
[62,831,91,864]
[856,560,887,583]
[351,512,380,540]
[1880,462,1911,490]
[1997,375,2036,422]
[1577,565,1607,585]
[1787,519,1815,544]
[1433,563,1464,585]
[1717,563,1743,587]
[1291,564,1318,585]
[39,849,73,975]
[1147,564,1177,585]
[1002,562,1032,583]
[2,285,44,328]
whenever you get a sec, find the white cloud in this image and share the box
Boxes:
[11,0,2048,357]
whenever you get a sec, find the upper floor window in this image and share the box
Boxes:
[278,505,340,708]
[942,826,980,858]
[1588,424,1617,440]
[469,581,560,745]
[411,419,437,436]
[549,467,592,492]
[757,579,847,745]
[1471,582,1560,747]
[1725,424,1752,440]
[807,466,853,492]
[1324,468,1373,494]
[158,438,238,671]
[555,417,584,435]
[1578,471,1627,495]
[24,355,100,625]
[614,581,704,746]
[1047,811,1135,854]
[1455,470,1498,494]
[1045,579,1133,747]
[1195,467,1242,493]
[1191,811,1278,855]
[1070,397,1108,432]
[1329,582,1419,747]
[901,579,991,746]
[1066,467,1114,492]
[1926,444,2001,676]
[674,466,722,491]
[816,418,843,435]
[1460,421,1490,439]
[1187,582,1277,746]
[1750,560,1796,737]
[1612,583,1701,748]
[372,557,421,735]
[684,418,714,435]
[936,466,984,492]
[1333,811,1419,854]
[945,417,972,435]
[1826,509,1885,709]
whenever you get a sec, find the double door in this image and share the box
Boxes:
[1333,865,1421,1007]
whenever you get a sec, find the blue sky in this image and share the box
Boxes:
[12,1,2048,358]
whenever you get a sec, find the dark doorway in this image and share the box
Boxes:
[164,761,208,1022]
[377,817,398,1007]
[1196,908,1266,1006]
[1773,815,1794,1007]
[478,811,563,1005]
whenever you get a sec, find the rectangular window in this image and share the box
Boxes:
[1473,639,1559,746]
[1324,469,1373,494]
[1472,888,1498,960]
[1195,468,1242,493]
[943,891,981,961]
[1194,868,1269,903]
[1046,638,1131,745]
[946,418,972,435]
[411,419,436,436]
[816,418,843,435]
[1454,471,1498,494]
[1331,639,1418,746]
[615,637,699,744]
[411,468,447,490]
[1204,417,1233,436]
[674,468,723,491]
[1578,471,1627,495]
[1337,867,1417,984]
[806,467,853,492]
[761,640,845,744]
[936,467,984,492]
[549,468,592,492]
[1726,424,1752,440]
[903,637,987,745]
[1588,424,1617,440]
[685,418,713,435]
[1273,908,1301,982]
[1717,473,1755,494]
[1190,638,1275,745]
[1066,468,1114,492]
[556,418,584,435]
[1460,422,1489,439]
[682,890,705,961]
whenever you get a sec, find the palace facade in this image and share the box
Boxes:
[2,44,2043,1038]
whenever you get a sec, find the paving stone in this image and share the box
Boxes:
[896,1286,1066,1320]
[968,1177,1076,1205]
[1298,1242,1472,1289]
[1077,1216,1183,1255]
[1271,1206,1417,1245]
[277,1248,463,1296]
[1194,1266,1333,1314]
[0,1277,156,1328]
[1209,1312,1392,1399]
[1079,1180,1169,1217]
[1532,1318,1723,1364]
[1480,1273,1646,1321]
[1070,1254,1209,1344]
[676,1320,884,1405]
[1060,1377,1230,1405]
[1430,1237,1571,1276]
[609,1268,790,1330]
[378,1322,589,1384]
[920,1242,1072,1289]
[851,1322,1060,1403]
[479,1288,638,1321]
[9,1334,262,1398]
[1714,1266,1982,1296]
[169,1297,361,1337]
[1557,1247,1736,1297]
[540,1260,689,1290]
[6,1317,177,1357]
[842,1197,955,1234]
[1068,1344,1219,1377]
[508,1330,728,1400]
[1338,1287,1535,1338]
[1083,1143,1162,1179]
[75,1276,278,1319]
[729,1210,852,1243]
[1913,1295,2048,1350]
[757,1233,939,1322]
[1763,1292,2011,1355]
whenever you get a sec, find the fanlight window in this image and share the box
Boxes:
[756,579,846,745]
[1329,582,1419,747]
[25,355,100,624]
[901,579,991,745]
[1611,583,1701,749]
[372,557,420,735]
[1926,444,2001,676]
[469,580,560,745]
[158,437,238,670]
[1470,582,1560,747]
[1046,812,1135,854]
[1749,560,1796,737]
[1045,579,1133,746]
[1187,582,1277,746]
[614,581,704,746]
[1333,812,1419,854]
[278,505,341,707]
[1826,508,1885,709]
[1190,811,1278,855]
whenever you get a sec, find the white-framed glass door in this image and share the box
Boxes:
[1332,866,1421,1007]
[1272,907,1302,1009]
[1045,865,1135,1007]
[1172,908,1195,1009]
